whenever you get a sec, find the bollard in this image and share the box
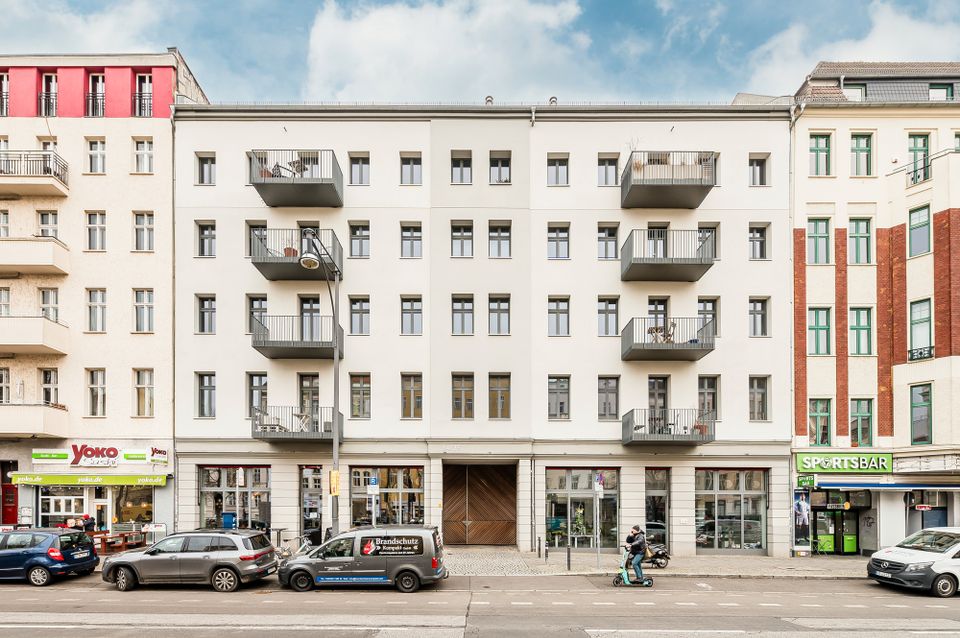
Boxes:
[566,545,571,571]
[537,536,541,559]
[545,545,549,561]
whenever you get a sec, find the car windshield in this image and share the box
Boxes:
[242,534,272,551]
[896,530,960,554]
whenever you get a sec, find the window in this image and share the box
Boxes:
[197,295,216,334]
[843,84,866,101]
[247,295,266,333]
[350,297,370,335]
[350,223,370,257]
[40,369,58,405]
[649,376,669,418]
[134,289,154,333]
[243,372,267,417]
[134,73,153,117]
[0,287,7,316]
[0,210,7,237]
[134,212,154,251]
[401,297,422,335]
[807,218,830,264]
[911,384,932,445]
[197,154,216,185]
[86,289,106,332]
[597,226,617,259]
[451,223,473,257]
[808,398,831,446]
[908,134,930,184]
[548,297,570,336]
[87,369,106,417]
[39,288,58,321]
[350,155,370,185]
[910,299,932,357]
[451,152,472,184]
[909,206,930,256]
[698,298,718,334]
[929,84,954,101]
[699,376,719,420]
[850,399,872,447]
[197,222,216,257]
[849,308,872,355]
[547,224,569,259]
[547,468,622,549]
[490,152,511,183]
[598,156,618,186]
[135,369,155,417]
[85,211,106,251]
[400,224,422,258]
[749,376,768,421]
[850,134,872,176]
[351,374,371,418]
[848,218,871,264]
[748,156,767,186]
[548,376,570,419]
[452,374,474,419]
[748,298,768,337]
[400,374,422,419]
[400,155,422,185]
[749,225,767,260]
[488,223,511,258]
[245,222,266,257]
[809,134,831,176]
[695,469,767,552]
[547,156,568,185]
[350,467,423,526]
[134,138,153,173]
[87,139,105,173]
[597,298,618,336]
[452,296,474,335]
[197,373,216,417]
[648,298,668,328]
[489,374,511,418]
[488,296,510,335]
[598,377,618,420]
[0,368,8,404]
[807,308,831,355]
[38,211,58,238]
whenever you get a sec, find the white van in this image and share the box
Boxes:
[868,527,960,597]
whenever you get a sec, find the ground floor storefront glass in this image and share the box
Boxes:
[695,469,766,553]
[199,466,271,530]
[545,468,619,549]
[350,466,424,526]
[38,485,154,529]
[645,469,669,547]
[301,466,323,534]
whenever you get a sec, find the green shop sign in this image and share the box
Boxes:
[795,452,892,474]
[11,473,167,486]
[797,474,815,487]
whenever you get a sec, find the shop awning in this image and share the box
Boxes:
[11,473,167,486]
[817,481,960,491]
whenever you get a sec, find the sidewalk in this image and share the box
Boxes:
[442,546,869,579]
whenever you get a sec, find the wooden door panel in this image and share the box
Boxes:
[442,465,468,545]
[465,465,516,545]
[468,521,516,545]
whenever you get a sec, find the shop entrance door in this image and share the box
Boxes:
[1,484,16,525]
[813,511,858,554]
[442,464,516,545]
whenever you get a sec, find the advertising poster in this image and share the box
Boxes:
[794,489,811,550]
[360,536,423,556]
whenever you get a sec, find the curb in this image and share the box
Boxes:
[514,569,867,580]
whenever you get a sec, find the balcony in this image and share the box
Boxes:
[133,93,153,117]
[251,406,340,443]
[621,317,715,361]
[251,315,343,359]
[622,409,716,445]
[0,237,70,275]
[0,151,69,197]
[250,228,343,280]
[0,316,70,355]
[85,93,104,117]
[0,403,69,438]
[620,151,717,208]
[621,229,716,281]
[38,92,57,117]
[249,149,343,207]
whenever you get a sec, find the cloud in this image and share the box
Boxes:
[303,0,615,102]
[746,2,960,95]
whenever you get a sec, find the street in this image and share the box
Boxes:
[1,574,959,637]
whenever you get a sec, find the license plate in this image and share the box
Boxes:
[875,571,892,579]
[265,566,276,575]
[73,551,89,559]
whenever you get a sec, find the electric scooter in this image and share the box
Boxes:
[612,547,654,587]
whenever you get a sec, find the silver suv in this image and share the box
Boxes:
[102,529,277,592]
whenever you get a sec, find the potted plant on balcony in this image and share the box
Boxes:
[283,239,299,258]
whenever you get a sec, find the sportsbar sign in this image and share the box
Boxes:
[795,452,893,474]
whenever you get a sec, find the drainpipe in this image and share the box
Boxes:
[530,106,536,127]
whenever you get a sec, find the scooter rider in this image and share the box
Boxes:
[624,525,647,584]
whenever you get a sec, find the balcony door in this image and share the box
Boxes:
[647,226,668,258]
[648,298,668,330]
[648,376,669,433]
[300,296,322,342]
[299,374,319,430]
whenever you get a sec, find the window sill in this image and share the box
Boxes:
[82,250,106,254]
[488,333,510,337]
[547,257,571,261]
[194,332,216,336]
[399,183,422,187]
[129,172,154,176]
[489,182,512,186]
[548,418,571,422]
[349,333,370,337]
[348,183,370,187]
[400,417,423,421]
[399,256,423,260]
[195,183,216,187]
[808,175,836,179]
[82,331,107,335]
[548,334,572,338]
[194,255,216,259]
[489,418,512,421]
[130,250,155,254]
[749,258,772,262]
[347,255,370,259]
[488,256,512,259]
[131,331,154,335]
[450,182,472,186]
[849,175,877,179]
[81,172,106,176]
[748,184,772,188]
[349,416,371,421]
[807,354,835,358]
[131,415,155,419]
[806,262,835,267]
[848,262,875,267]
[399,333,423,337]
[450,255,474,259]
[194,416,216,420]
[748,335,772,339]
[82,416,107,419]
[748,420,772,423]
[547,184,570,188]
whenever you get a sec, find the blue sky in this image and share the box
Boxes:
[3,0,960,103]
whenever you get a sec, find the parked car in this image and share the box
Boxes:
[0,528,98,586]
[101,528,277,592]
[279,525,447,593]
[869,527,960,597]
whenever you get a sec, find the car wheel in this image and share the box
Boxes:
[115,566,137,592]
[289,571,314,592]
[27,566,51,587]
[395,571,420,594]
[211,567,240,593]
[932,574,957,598]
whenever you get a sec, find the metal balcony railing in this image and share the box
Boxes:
[0,92,8,117]
[906,158,932,186]
[85,93,104,117]
[621,316,715,360]
[248,149,344,207]
[250,228,343,279]
[620,151,717,208]
[133,93,153,117]
[621,228,716,281]
[251,405,340,442]
[251,314,342,359]
[38,92,57,117]
[0,151,69,187]
[622,408,716,444]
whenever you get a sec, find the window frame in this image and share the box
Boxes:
[197,372,216,418]
[807,307,831,355]
[488,295,510,335]
[400,373,423,419]
[488,223,511,258]
[597,376,619,420]
[849,307,873,356]
[909,206,931,257]
[547,297,570,337]
[850,398,872,447]
[748,297,768,337]
[910,384,932,445]
[850,134,872,177]
[451,374,474,419]
[848,218,872,264]
[748,376,768,421]
[807,218,830,264]
[808,398,831,446]
[547,375,570,420]
[489,374,511,419]
[809,134,831,176]
[400,296,423,335]
[350,374,372,419]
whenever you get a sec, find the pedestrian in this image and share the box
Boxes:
[82,514,96,532]
[624,524,647,584]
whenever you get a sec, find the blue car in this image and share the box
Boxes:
[0,529,99,586]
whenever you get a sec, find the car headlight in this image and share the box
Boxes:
[905,562,934,572]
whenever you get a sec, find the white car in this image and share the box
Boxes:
[868,527,960,597]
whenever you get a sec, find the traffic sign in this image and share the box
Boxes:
[367,475,380,495]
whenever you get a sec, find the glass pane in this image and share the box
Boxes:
[646,494,668,546]
[545,492,568,548]
[599,495,618,548]
[645,469,668,491]
[717,471,740,491]
[743,471,764,492]
[568,497,594,546]
[743,495,765,550]
[695,494,716,548]
[568,469,591,491]
[597,469,619,491]
[716,494,743,549]
[695,470,714,491]
[545,469,566,490]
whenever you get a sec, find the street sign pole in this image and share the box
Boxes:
[368,475,380,527]
[594,474,603,570]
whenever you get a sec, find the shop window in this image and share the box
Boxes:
[545,468,619,550]
[694,469,766,553]
[645,469,669,548]
[350,467,424,527]
[39,486,85,527]
[300,466,323,535]
[113,485,154,525]
[199,466,271,530]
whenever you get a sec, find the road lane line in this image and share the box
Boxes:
[592,602,616,606]
[759,603,781,607]
[884,604,910,608]
[718,602,739,606]
[385,601,406,605]
[925,604,949,608]
[511,601,533,606]
[800,604,822,607]
[472,601,490,605]
[675,602,697,606]
[633,602,655,606]
[843,604,867,608]
[552,602,574,606]
[426,601,448,605]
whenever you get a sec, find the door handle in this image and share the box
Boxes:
[203,555,210,559]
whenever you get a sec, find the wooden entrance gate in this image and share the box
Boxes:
[442,464,516,545]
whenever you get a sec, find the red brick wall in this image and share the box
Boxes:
[835,229,848,436]
[876,228,893,437]
[892,225,908,367]
[794,228,807,437]
[934,209,960,358]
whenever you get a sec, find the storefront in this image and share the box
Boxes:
[695,469,767,554]
[300,466,323,534]
[350,466,424,527]
[645,469,669,547]
[199,466,271,530]
[545,468,619,550]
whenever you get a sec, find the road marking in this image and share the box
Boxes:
[885,604,911,608]
[718,602,739,606]
[925,604,950,608]
[15,598,38,602]
[800,604,822,607]
[511,602,533,606]
[472,601,490,605]
[593,602,616,606]
[552,602,574,606]
[634,601,656,606]
[58,598,80,602]
[843,604,867,608]
[758,603,781,607]
[587,631,745,635]
[675,602,697,606]
[260,600,283,604]
[427,601,448,605]
[386,601,407,605]
[696,582,713,590]
[177,599,197,603]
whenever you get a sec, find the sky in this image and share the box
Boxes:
[3,0,960,104]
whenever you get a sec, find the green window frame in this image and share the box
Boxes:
[850,134,872,176]
[808,398,831,446]
[807,218,830,264]
[908,134,930,184]
[848,218,871,264]
[910,299,932,351]
[850,399,872,448]
[955,133,960,151]
[808,307,831,355]
[929,84,954,100]
[809,134,831,176]
[909,206,931,256]
[849,307,872,355]
[910,384,932,445]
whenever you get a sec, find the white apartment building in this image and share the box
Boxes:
[173,102,794,556]
[789,62,960,555]
[0,51,205,533]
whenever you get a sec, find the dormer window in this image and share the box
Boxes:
[842,84,865,102]
[929,84,954,101]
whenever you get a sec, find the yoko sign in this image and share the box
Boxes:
[795,452,892,474]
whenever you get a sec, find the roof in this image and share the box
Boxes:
[795,85,848,102]
[810,61,960,79]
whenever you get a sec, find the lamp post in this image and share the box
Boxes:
[299,228,341,536]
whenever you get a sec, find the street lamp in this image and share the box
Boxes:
[299,228,341,537]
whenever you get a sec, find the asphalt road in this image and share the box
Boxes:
[1,573,958,637]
